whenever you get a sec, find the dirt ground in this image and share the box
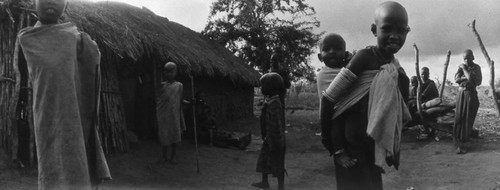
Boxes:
[2,107,500,190]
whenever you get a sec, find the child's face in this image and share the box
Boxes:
[420,68,429,80]
[36,0,67,24]
[410,76,417,86]
[163,65,177,81]
[463,50,474,64]
[372,3,409,56]
[318,35,346,68]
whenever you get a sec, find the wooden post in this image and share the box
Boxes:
[470,19,500,115]
[413,44,426,125]
[439,50,451,100]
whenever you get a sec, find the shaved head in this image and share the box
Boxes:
[319,33,345,50]
[463,49,474,60]
[374,1,408,26]
[164,62,177,71]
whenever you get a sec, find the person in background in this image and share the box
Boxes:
[453,49,482,154]
[156,62,188,164]
[252,73,287,190]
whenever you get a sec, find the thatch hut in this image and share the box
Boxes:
[0,0,260,164]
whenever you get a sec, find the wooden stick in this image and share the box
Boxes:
[470,19,500,115]
[190,74,200,174]
[413,44,426,124]
[439,50,451,100]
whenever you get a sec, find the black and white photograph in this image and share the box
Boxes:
[1,0,500,189]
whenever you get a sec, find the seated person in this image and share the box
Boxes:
[407,67,439,139]
[185,91,216,144]
[420,67,439,103]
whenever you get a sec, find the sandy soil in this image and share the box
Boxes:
[1,109,500,190]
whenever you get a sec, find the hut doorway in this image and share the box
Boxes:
[117,57,157,141]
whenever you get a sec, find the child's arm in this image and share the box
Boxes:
[345,49,377,76]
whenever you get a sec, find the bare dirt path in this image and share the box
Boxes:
[2,109,500,190]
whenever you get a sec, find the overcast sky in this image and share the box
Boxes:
[92,0,500,85]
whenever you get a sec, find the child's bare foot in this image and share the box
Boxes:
[251,182,270,189]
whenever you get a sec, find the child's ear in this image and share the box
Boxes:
[371,24,377,36]
[317,53,323,62]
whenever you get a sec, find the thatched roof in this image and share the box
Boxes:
[64,1,260,86]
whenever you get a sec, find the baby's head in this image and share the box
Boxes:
[260,73,285,97]
[371,1,409,56]
[317,33,347,68]
[163,62,177,81]
[35,0,68,24]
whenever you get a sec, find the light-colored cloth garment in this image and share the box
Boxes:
[331,69,379,119]
[18,21,111,190]
[156,81,186,146]
[316,66,341,101]
[366,60,411,169]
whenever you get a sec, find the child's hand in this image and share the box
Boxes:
[334,152,357,168]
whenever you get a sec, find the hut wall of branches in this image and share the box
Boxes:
[0,0,37,165]
[1,0,260,163]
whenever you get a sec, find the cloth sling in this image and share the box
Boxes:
[316,66,341,101]
[18,22,111,190]
[366,60,411,169]
[330,69,379,119]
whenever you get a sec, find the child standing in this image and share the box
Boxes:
[454,49,482,154]
[252,73,287,190]
[17,0,111,189]
[156,62,187,164]
[320,1,411,189]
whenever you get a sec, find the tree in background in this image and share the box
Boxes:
[202,0,322,82]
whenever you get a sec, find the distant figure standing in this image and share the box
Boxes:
[252,73,287,190]
[156,62,187,164]
[454,49,482,154]
[270,53,291,105]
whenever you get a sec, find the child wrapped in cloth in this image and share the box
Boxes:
[17,18,111,190]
